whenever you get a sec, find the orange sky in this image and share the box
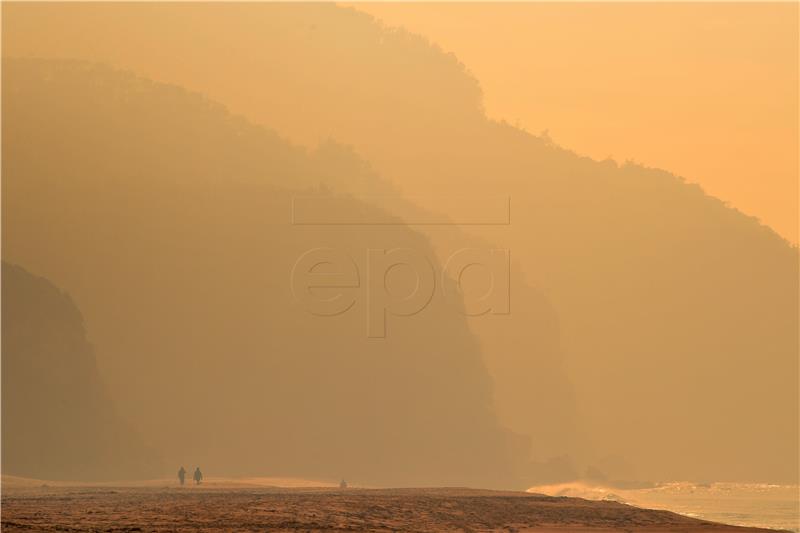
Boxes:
[352,3,799,244]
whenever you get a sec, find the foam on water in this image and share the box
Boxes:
[527,481,800,532]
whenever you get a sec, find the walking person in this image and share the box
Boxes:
[193,467,203,485]
[178,466,186,486]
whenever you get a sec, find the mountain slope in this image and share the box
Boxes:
[2,58,525,487]
[1,262,160,480]
[3,2,798,482]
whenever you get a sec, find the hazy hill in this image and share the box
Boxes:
[2,3,582,481]
[3,3,798,483]
[1,262,160,480]
[2,58,530,487]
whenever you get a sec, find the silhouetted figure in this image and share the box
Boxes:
[193,467,203,485]
[339,479,347,489]
[178,466,186,486]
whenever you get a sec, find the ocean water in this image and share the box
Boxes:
[527,482,800,532]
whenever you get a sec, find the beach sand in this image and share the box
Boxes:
[1,476,788,532]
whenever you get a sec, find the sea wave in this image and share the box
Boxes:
[527,481,800,532]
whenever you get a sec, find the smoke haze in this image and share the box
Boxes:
[2,3,797,488]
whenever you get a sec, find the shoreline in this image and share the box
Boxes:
[2,480,791,532]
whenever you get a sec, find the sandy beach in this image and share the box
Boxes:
[1,478,788,532]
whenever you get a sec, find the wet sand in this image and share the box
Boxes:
[1,482,787,532]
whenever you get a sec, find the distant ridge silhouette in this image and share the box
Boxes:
[1,261,161,480]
